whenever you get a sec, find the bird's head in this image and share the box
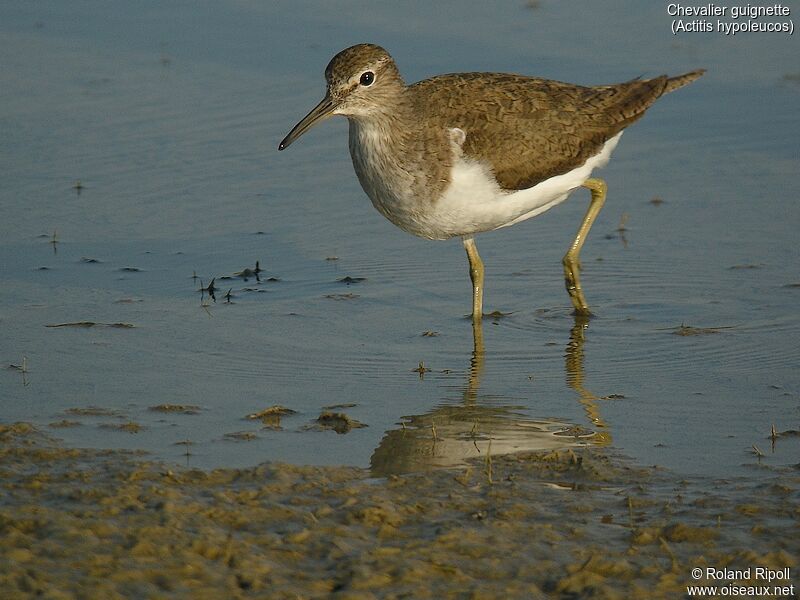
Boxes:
[278,44,404,150]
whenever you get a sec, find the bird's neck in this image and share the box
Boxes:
[348,90,416,150]
[347,98,451,205]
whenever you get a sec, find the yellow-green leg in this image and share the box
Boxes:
[463,236,484,323]
[563,178,607,316]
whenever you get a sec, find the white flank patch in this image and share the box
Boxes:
[420,131,623,239]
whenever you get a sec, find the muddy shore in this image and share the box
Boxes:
[1,423,797,599]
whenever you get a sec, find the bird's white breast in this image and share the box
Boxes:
[349,120,427,233]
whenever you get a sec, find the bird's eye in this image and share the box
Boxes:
[359,71,375,86]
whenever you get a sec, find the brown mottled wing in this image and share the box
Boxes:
[410,72,672,190]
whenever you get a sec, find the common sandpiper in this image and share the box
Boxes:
[278,44,704,322]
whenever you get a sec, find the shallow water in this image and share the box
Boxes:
[1,1,798,478]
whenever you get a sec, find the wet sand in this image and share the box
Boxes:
[2,423,796,599]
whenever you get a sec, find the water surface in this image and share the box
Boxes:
[1,1,798,477]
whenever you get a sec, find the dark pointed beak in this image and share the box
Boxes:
[278,94,338,151]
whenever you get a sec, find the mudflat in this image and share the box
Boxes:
[1,423,796,598]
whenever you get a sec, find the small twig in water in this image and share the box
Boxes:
[485,438,493,484]
[413,361,431,379]
[627,496,635,529]
[659,537,679,570]
[752,444,764,461]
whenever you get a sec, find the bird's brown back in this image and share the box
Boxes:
[410,70,704,190]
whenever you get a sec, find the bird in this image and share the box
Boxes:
[278,43,704,321]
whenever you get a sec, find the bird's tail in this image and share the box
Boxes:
[663,69,706,94]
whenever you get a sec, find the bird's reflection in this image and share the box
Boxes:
[370,316,610,476]
[566,316,612,445]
